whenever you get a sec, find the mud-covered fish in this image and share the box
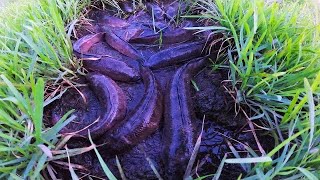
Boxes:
[73,32,106,59]
[146,3,165,21]
[99,66,163,153]
[83,57,140,82]
[115,25,144,42]
[50,73,127,139]
[163,57,207,178]
[144,41,205,69]
[101,15,130,28]
[164,1,187,20]
[104,29,142,60]
[86,73,127,139]
[130,28,193,45]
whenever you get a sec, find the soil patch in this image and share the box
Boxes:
[45,1,273,179]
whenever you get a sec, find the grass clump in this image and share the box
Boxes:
[192,0,320,178]
[0,0,95,178]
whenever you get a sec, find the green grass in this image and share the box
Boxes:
[0,0,319,179]
[0,0,93,178]
[190,0,320,178]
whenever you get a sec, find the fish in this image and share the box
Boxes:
[73,32,106,59]
[104,29,143,60]
[163,57,207,178]
[129,28,194,45]
[101,15,130,28]
[85,73,127,139]
[164,1,187,20]
[144,41,205,69]
[83,57,140,82]
[146,3,165,21]
[99,66,163,153]
[114,25,144,42]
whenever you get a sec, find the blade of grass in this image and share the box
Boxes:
[31,78,44,143]
[304,78,315,151]
[88,131,116,180]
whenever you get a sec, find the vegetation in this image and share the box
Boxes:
[190,0,320,178]
[0,0,319,179]
[0,0,93,178]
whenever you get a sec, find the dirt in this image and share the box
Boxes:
[49,83,103,134]
[45,1,274,179]
[49,67,266,179]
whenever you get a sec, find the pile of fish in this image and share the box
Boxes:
[48,1,241,179]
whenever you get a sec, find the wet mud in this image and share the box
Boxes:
[45,1,273,179]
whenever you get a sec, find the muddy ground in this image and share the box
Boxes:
[47,67,273,179]
[45,1,274,179]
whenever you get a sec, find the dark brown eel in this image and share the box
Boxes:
[104,29,142,60]
[100,24,144,42]
[73,32,140,82]
[163,57,207,178]
[85,73,127,139]
[146,3,165,21]
[73,32,105,59]
[101,16,130,28]
[129,28,193,45]
[83,57,140,82]
[144,41,205,69]
[116,26,144,42]
[100,66,163,153]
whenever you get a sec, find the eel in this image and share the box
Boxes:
[104,29,142,60]
[144,41,205,69]
[73,32,106,59]
[129,28,193,45]
[100,21,144,42]
[164,1,187,20]
[163,57,207,178]
[85,73,127,139]
[99,66,163,153]
[73,32,140,82]
[113,25,144,42]
[50,86,101,137]
[101,15,130,28]
[83,57,140,82]
[50,74,127,139]
[146,3,165,21]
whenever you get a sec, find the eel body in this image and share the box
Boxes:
[144,41,205,69]
[100,66,163,153]
[101,16,130,28]
[85,73,127,139]
[83,57,140,82]
[129,28,193,45]
[104,29,142,60]
[73,32,106,59]
[163,57,207,178]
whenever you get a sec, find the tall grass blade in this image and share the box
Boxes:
[212,154,226,180]
[32,78,44,143]
[225,156,272,164]
[88,131,117,180]
[296,167,318,180]
[304,78,315,151]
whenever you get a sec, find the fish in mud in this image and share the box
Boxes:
[99,67,163,153]
[83,57,140,82]
[144,41,205,69]
[163,57,207,178]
